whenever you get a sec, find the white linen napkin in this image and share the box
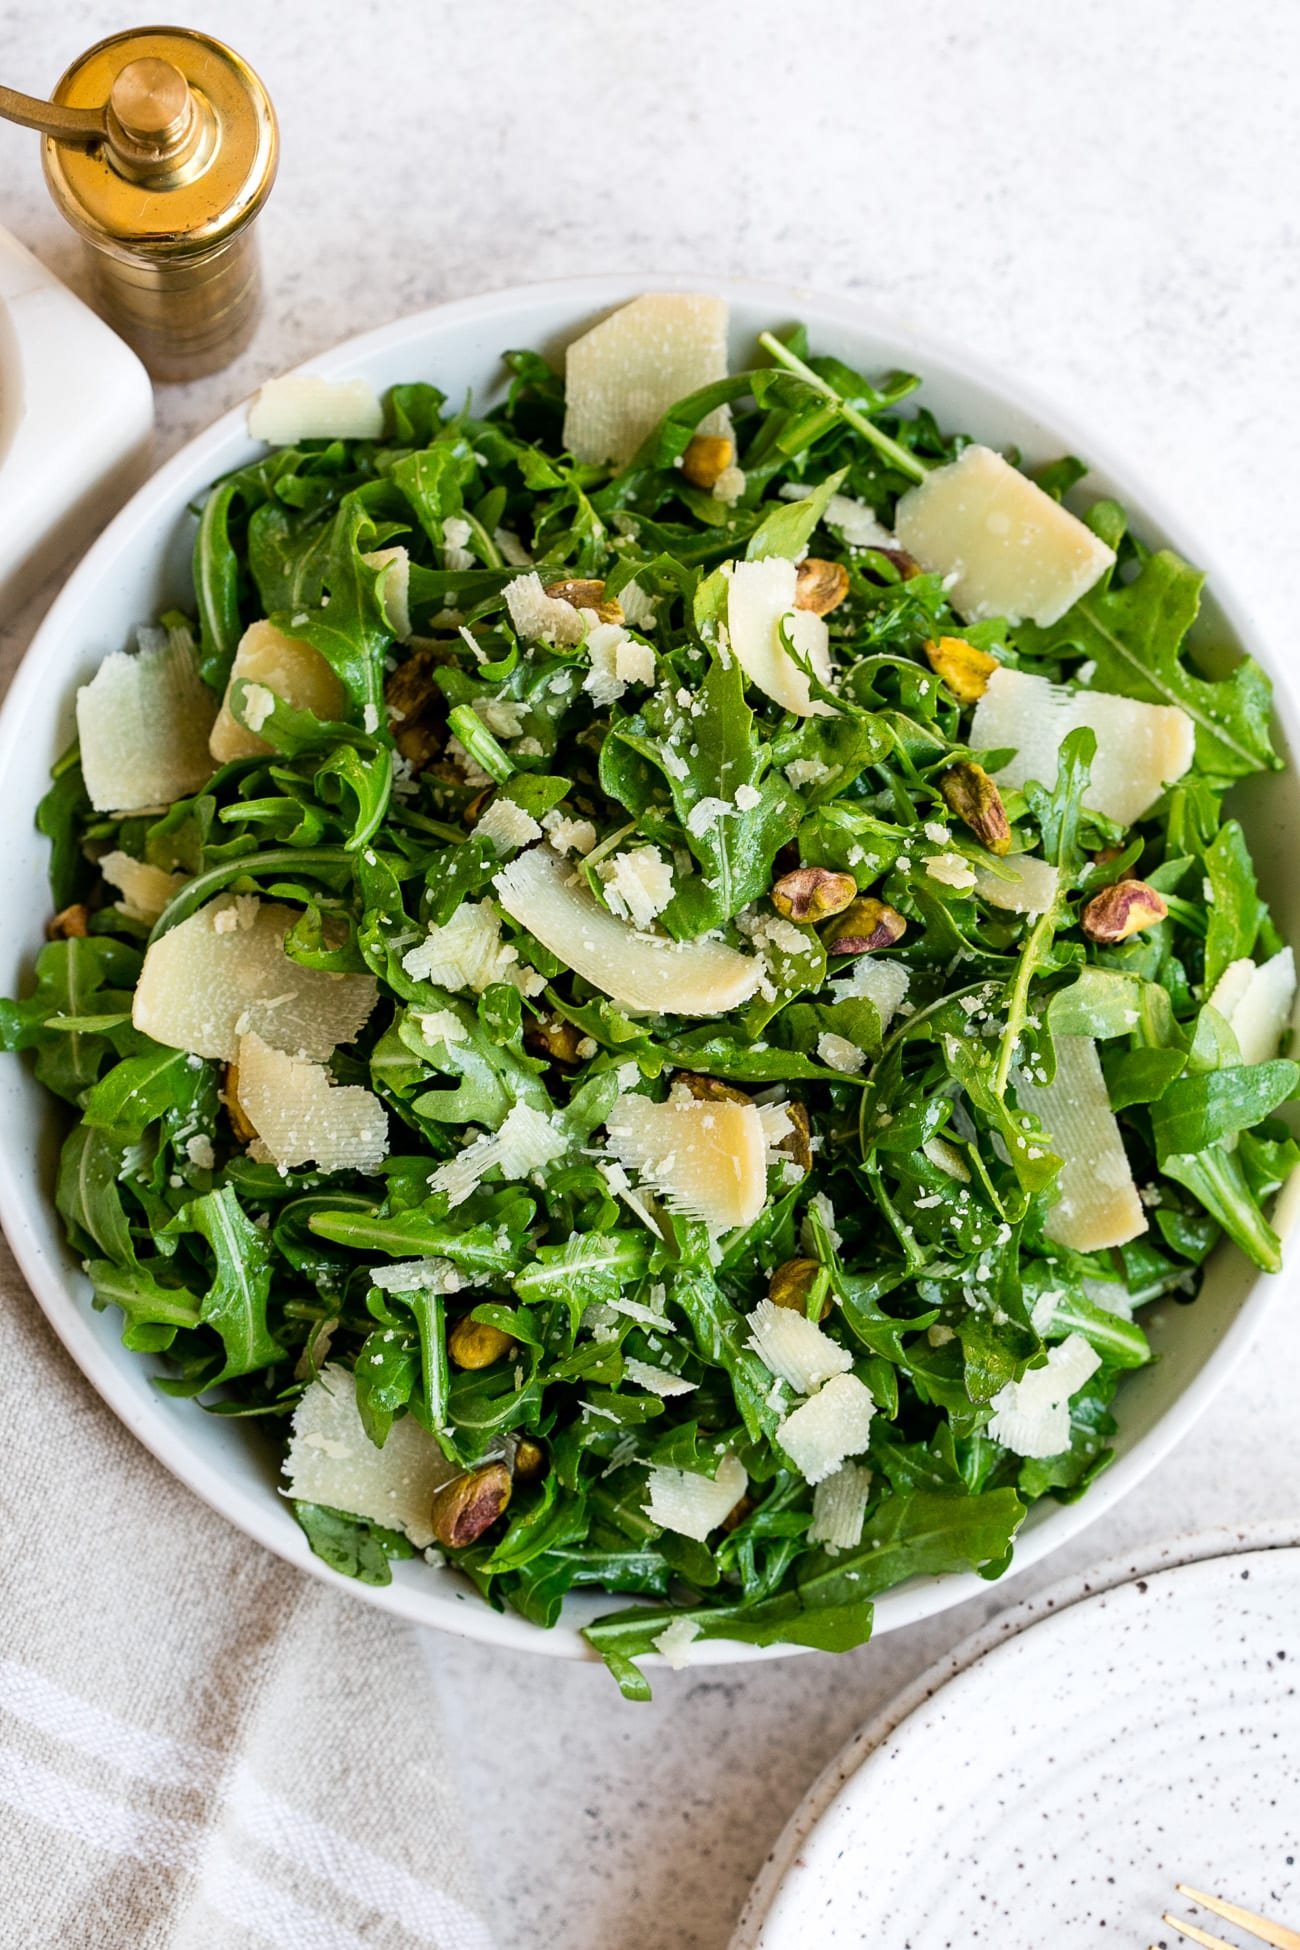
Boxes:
[0,1233,495,1950]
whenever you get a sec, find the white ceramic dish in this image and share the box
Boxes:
[731,1519,1300,1948]
[1,275,1297,1667]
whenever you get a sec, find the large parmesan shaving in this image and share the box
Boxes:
[651,1617,702,1669]
[776,1372,876,1484]
[284,1365,455,1547]
[209,620,348,763]
[643,1451,747,1542]
[987,1333,1101,1459]
[605,1093,766,1231]
[974,851,1061,915]
[808,1461,873,1551]
[236,1032,388,1173]
[1208,948,1296,1066]
[723,557,833,718]
[746,1296,853,1396]
[1017,1034,1146,1251]
[361,545,412,641]
[971,666,1194,829]
[562,293,730,467]
[97,851,187,924]
[247,374,384,445]
[493,845,759,1016]
[77,624,217,814]
[893,444,1116,627]
[133,897,378,1062]
[428,1102,567,1206]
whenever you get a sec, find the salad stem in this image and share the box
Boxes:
[757,333,929,484]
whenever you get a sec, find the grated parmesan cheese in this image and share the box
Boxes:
[504,571,588,647]
[644,1450,747,1542]
[402,899,541,997]
[475,797,544,855]
[563,292,731,467]
[971,666,1194,829]
[988,1332,1101,1459]
[247,375,384,445]
[893,444,1116,627]
[237,1032,389,1173]
[428,1101,567,1206]
[209,620,347,763]
[828,956,910,1026]
[605,1092,767,1231]
[723,557,833,718]
[1017,1034,1145,1251]
[284,1365,455,1547]
[623,1357,697,1398]
[776,1372,876,1484]
[77,624,217,814]
[97,850,187,924]
[746,1296,853,1396]
[651,1616,702,1669]
[493,845,759,1016]
[808,1461,873,1552]
[133,897,377,1062]
[601,846,675,929]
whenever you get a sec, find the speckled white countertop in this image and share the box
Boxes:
[3,2,1299,1945]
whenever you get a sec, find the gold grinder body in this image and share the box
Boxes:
[7,27,278,380]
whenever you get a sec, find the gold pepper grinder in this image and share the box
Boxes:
[0,26,278,381]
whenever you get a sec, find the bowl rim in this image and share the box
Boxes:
[2,271,1296,1668]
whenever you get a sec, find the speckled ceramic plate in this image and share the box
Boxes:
[732,1522,1300,1949]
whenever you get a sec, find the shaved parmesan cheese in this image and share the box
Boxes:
[133,897,377,1062]
[746,1296,853,1396]
[475,798,543,854]
[723,557,833,718]
[98,850,187,924]
[808,1461,873,1551]
[606,1092,767,1230]
[493,845,760,1016]
[894,444,1116,627]
[712,465,746,507]
[1209,947,1296,1065]
[402,899,541,997]
[504,571,588,647]
[777,1372,876,1484]
[77,624,217,814]
[1017,1034,1146,1251]
[618,579,658,629]
[475,697,527,739]
[247,375,384,445]
[644,1451,747,1542]
[493,526,532,567]
[563,293,730,467]
[971,666,1194,829]
[601,846,674,929]
[828,956,911,1026]
[284,1365,455,1547]
[780,484,895,550]
[428,1101,567,1206]
[817,1032,866,1074]
[651,1617,702,1669]
[988,1333,1101,1459]
[237,1032,388,1173]
[922,1135,970,1182]
[209,620,348,763]
[623,1358,697,1398]
[361,545,412,641]
[975,851,1060,914]
[925,852,978,891]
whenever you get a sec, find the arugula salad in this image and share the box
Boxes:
[4,293,1296,1698]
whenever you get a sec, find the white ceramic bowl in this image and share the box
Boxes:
[2,276,1296,1668]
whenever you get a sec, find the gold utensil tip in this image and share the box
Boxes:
[1155,1883,1300,1950]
